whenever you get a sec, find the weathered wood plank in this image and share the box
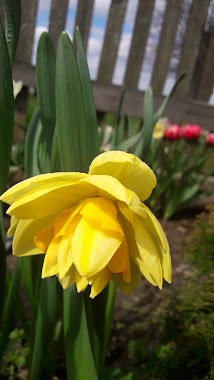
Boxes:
[74,0,94,50]
[195,29,214,101]
[13,61,214,130]
[151,0,183,94]
[93,82,214,129]
[16,0,39,62]
[49,0,69,50]
[97,0,128,84]
[124,0,155,89]
[176,0,211,97]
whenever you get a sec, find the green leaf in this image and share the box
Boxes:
[1,0,21,63]
[30,278,59,380]
[25,109,50,177]
[0,19,14,194]
[163,183,199,219]
[63,287,98,380]
[100,282,116,368]
[74,27,100,161]
[141,87,154,160]
[0,203,6,326]
[36,32,56,157]
[154,73,186,123]
[0,20,14,329]
[116,128,143,151]
[0,259,21,365]
[56,32,88,172]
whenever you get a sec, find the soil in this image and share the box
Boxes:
[107,207,206,370]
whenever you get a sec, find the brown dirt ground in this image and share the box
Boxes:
[107,207,207,368]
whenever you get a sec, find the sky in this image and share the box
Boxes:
[32,0,214,103]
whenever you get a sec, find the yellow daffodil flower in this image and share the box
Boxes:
[153,118,169,139]
[0,151,171,298]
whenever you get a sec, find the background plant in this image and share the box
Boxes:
[111,206,214,380]
[146,128,213,219]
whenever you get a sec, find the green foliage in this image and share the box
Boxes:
[1,329,29,380]
[118,207,214,380]
[185,205,214,274]
[146,136,212,219]
[0,0,21,356]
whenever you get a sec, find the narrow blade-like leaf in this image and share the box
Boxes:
[0,19,14,194]
[36,32,56,156]
[74,27,100,161]
[141,87,154,160]
[2,0,21,63]
[30,278,59,380]
[56,32,88,172]
[154,73,186,123]
[63,287,98,380]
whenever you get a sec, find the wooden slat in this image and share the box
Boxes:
[176,0,211,97]
[13,61,214,129]
[74,0,94,50]
[49,0,69,50]
[92,82,214,130]
[16,0,39,62]
[195,29,214,101]
[124,0,155,89]
[151,0,183,94]
[97,0,128,84]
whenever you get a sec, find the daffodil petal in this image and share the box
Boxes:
[8,215,19,236]
[112,259,142,294]
[119,203,163,288]
[118,206,158,286]
[89,151,157,200]
[58,265,76,289]
[73,217,123,277]
[6,175,141,220]
[90,268,112,298]
[6,181,89,219]
[135,203,172,283]
[0,172,88,205]
[42,237,59,278]
[75,271,88,293]
[12,215,55,256]
[57,214,81,279]
[132,215,163,288]
[80,197,123,235]
[81,175,141,208]
[108,236,131,282]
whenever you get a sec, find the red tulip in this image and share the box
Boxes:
[164,124,182,140]
[206,132,214,146]
[182,124,201,140]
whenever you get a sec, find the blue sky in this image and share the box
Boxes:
[32,0,214,103]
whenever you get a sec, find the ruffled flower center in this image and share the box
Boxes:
[34,197,131,283]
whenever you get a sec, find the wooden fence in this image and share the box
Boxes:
[10,0,214,129]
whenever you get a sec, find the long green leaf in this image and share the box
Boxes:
[74,27,100,161]
[154,73,186,123]
[25,109,42,177]
[116,128,143,151]
[0,18,14,332]
[0,203,6,328]
[63,287,98,380]
[141,87,154,160]
[0,19,14,194]
[36,32,56,156]
[0,259,21,365]
[30,278,59,380]
[56,32,88,172]
[1,0,21,63]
